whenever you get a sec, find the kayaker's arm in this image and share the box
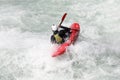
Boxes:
[60,26,71,32]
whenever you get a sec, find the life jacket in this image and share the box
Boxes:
[54,34,63,43]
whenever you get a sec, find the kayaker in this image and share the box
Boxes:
[50,24,71,44]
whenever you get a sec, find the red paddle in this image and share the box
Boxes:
[58,13,67,29]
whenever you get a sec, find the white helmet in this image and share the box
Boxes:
[51,24,57,31]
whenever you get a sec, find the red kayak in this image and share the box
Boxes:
[52,23,80,57]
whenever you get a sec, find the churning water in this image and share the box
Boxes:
[0,0,120,80]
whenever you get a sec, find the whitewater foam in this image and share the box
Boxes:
[0,0,120,80]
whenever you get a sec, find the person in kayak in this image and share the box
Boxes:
[50,24,71,44]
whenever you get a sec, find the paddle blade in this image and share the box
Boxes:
[58,13,67,28]
[62,13,67,21]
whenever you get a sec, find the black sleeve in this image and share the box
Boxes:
[61,26,71,32]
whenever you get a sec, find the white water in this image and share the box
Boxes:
[0,0,120,80]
